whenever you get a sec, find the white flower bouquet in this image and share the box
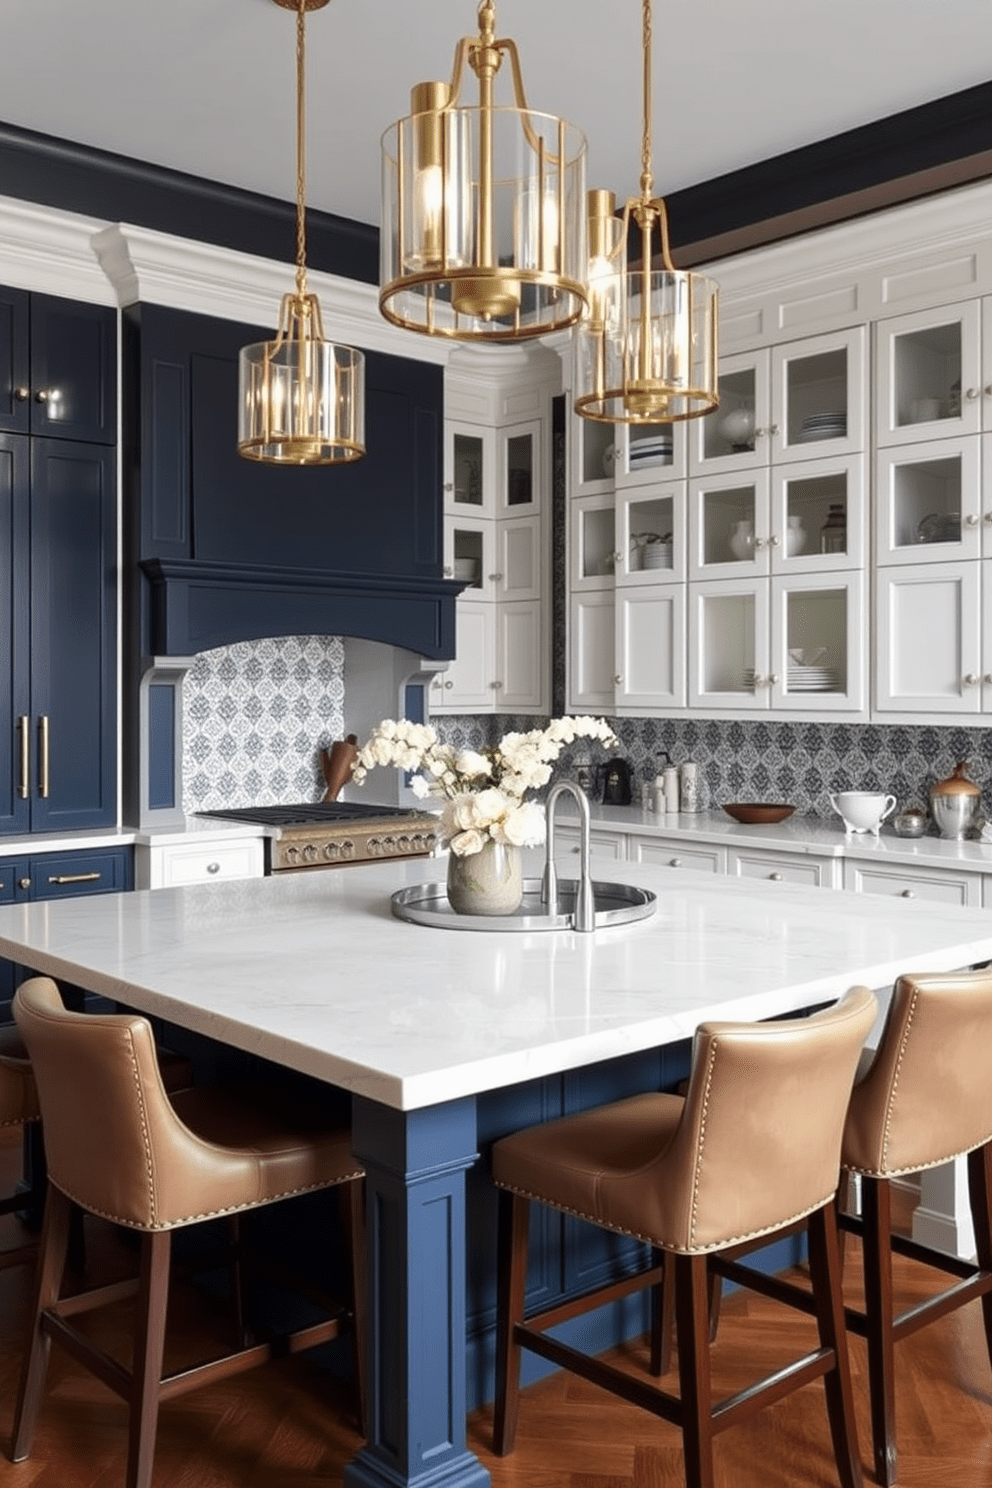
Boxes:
[352,715,618,857]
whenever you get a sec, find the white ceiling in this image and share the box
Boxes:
[0,0,989,232]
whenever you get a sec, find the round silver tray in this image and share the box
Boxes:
[390,877,658,933]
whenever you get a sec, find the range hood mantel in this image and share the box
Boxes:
[141,558,461,660]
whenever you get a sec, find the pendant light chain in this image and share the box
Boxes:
[295,0,308,300]
[640,0,653,203]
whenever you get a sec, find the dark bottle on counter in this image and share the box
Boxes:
[820,503,847,555]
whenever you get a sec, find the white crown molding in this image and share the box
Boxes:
[0,194,117,304]
[707,176,992,305]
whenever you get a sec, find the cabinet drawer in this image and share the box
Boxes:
[844,860,982,906]
[630,836,726,874]
[729,848,841,889]
[29,848,132,900]
[144,839,265,890]
[552,827,626,862]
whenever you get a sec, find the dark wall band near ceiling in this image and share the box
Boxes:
[0,80,989,282]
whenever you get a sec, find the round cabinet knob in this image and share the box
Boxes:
[753,673,766,688]
[206,862,220,875]
[754,536,767,549]
[18,877,30,890]
[488,572,504,582]
[13,387,28,402]
[966,387,980,400]
[769,871,783,882]
[769,534,781,547]
[965,513,980,526]
[769,423,780,435]
[901,888,916,899]
[444,680,453,690]
[614,674,623,685]
[443,565,453,576]
[984,674,992,685]
[768,672,779,685]
[984,512,992,525]
[443,481,454,491]
[754,427,767,439]
[669,857,682,867]
[985,385,992,397]
[964,673,980,686]
[339,838,356,860]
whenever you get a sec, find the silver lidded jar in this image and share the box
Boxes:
[892,803,928,838]
[929,760,982,839]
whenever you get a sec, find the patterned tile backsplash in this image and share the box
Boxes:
[180,637,992,821]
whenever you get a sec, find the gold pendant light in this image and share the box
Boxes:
[574,0,719,423]
[238,0,365,465]
[380,1,588,342]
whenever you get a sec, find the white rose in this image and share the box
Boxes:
[379,720,397,739]
[499,800,545,847]
[450,828,484,857]
[369,737,396,766]
[410,775,431,798]
[452,795,480,831]
[455,749,490,780]
[473,787,509,825]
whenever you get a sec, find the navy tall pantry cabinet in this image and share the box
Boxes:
[0,287,117,835]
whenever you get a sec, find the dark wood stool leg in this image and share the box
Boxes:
[226,1214,249,1348]
[808,1204,864,1488]
[127,1230,172,1488]
[674,1252,715,1488]
[342,1179,368,1438]
[967,1142,992,1372]
[10,1185,73,1461]
[650,1246,672,1376]
[493,1189,529,1455]
[861,1175,898,1486]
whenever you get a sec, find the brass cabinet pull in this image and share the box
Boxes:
[38,715,49,798]
[17,715,29,798]
[48,872,102,885]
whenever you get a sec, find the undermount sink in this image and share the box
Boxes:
[390,878,658,933]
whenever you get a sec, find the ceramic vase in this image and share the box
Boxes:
[729,519,754,561]
[446,841,523,916]
[786,514,807,556]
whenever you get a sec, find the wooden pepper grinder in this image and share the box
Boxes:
[320,734,358,801]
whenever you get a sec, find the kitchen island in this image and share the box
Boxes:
[0,854,991,1488]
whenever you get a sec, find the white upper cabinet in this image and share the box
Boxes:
[770,326,866,464]
[875,301,983,447]
[615,482,686,585]
[615,585,686,713]
[688,348,772,477]
[444,422,494,515]
[875,435,983,566]
[499,420,541,515]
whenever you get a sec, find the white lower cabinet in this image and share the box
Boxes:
[728,846,841,888]
[551,826,627,861]
[629,834,727,873]
[137,837,265,890]
[843,858,983,906]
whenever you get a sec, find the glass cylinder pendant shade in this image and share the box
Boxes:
[381,101,588,341]
[238,293,365,465]
[574,265,719,423]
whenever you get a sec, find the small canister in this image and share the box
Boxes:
[929,760,982,840]
[679,761,700,813]
[663,766,679,814]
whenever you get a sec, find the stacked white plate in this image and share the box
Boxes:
[797,412,846,442]
[641,542,673,570]
[743,666,839,692]
[629,434,674,468]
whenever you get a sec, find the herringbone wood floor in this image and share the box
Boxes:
[0,1130,989,1487]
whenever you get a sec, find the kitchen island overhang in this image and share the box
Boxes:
[1,857,991,1488]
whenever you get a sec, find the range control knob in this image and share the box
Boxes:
[284,846,300,865]
[339,838,356,860]
[366,836,380,856]
[323,841,341,861]
[396,835,411,855]
[302,842,319,863]
[382,835,399,855]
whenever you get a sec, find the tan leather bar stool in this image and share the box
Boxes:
[9,976,366,1488]
[839,968,992,1486]
[492,986,877,1488]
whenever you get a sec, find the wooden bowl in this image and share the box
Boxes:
[722,802,796,825]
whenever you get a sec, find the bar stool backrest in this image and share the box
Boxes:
[844,968,992,1177]
[650,986,877,1252]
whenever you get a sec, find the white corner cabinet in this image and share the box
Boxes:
[431,362,556,716]
[135,824,265,890]
[565,179,992,724]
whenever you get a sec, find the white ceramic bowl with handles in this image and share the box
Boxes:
[829,790,897,836]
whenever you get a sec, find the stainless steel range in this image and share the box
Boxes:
[198,802,440,872]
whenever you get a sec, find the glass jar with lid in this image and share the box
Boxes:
[820,503,846,555]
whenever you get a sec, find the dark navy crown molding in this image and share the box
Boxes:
[1,82,991,289]
[0,120,379,286]
[141,558,461,661]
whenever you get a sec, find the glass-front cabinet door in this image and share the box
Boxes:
[615,482,685,584]
[617,420,687,485]
[445,422,494,514]
[688,471,771,580]
[875,436,982,566]
[570,411,616,496]
[499,420,541,515]
[771,454,866,573]
[875,301,982,447]
[443,513,496,599]
[771,572,866,714]
[688,349,772,476]
[615,586,686,712]
[689,580,768,711]
[570,492,618,590]
[770,326,866,464]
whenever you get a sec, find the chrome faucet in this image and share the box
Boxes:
[542,781,596,932]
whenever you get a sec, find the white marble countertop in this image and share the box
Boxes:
[131,815,271,848]
[568,804,992,870]
[0,828,138,856]
[0,852,991,1112]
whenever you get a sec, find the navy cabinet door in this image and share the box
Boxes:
[0,435,30,833]
[0,287,30,436]
[29,295,117,445]
[28,438,116,832]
